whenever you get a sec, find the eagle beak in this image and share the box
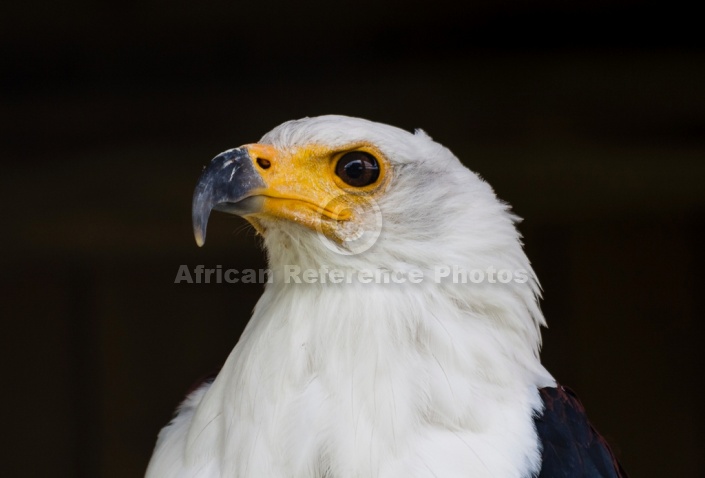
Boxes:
[192,147,266,247]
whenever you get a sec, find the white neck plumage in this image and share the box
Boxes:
[183,241,554,477]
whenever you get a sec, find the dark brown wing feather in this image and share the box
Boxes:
[534,385,628,477]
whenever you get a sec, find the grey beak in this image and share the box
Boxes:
[192,147,266,246]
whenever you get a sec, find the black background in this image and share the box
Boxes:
[2,1,704,476]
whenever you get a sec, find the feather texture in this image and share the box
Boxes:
[535,386,627,477]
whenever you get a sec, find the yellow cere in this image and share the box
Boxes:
[243,142,389,241]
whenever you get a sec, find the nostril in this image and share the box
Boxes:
[256,157,271,170]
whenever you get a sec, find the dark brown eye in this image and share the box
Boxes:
[335,152,380,187]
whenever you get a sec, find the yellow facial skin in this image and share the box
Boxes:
[242,142,390,242]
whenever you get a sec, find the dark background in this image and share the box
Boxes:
[2,1,704,476]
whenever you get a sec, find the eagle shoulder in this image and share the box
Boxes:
[534,385,628,477]
[145,376,218,478]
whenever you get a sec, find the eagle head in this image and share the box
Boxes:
[193,115,533,284]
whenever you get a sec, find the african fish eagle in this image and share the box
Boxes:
[146,115,626,477]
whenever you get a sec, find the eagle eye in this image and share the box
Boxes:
[335,152,380,187]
